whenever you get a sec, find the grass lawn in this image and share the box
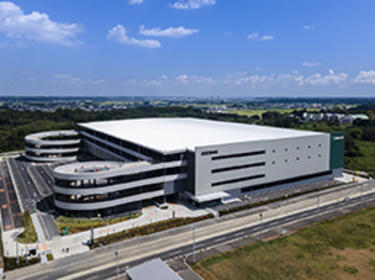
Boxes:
[229,108,320,118]
[94,214,213,247]
[193,206,375,280]
[346,140,375,178]
[17,211,37,244]
[56,212,142,234]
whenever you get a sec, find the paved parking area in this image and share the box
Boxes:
[27,164,54,197]
[7,157,41,212]
[0,162,22,231]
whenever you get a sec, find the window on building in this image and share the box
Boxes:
[201,150,218,156]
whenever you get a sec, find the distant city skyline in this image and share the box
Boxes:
[0,0,375,97]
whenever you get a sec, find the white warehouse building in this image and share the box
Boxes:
[44,118,344,217]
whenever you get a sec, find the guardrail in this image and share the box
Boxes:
[0,150,24,158]
[343,169,372,180]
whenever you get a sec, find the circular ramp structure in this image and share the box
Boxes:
[24,130,80,162]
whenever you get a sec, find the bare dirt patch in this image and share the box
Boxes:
[331,248,375,280]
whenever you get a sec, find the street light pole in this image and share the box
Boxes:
[115,247,119,279]
[16,234,19,266]
[259,212,263,240]
[192,225,196,263]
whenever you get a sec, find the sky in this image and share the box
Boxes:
[0,0,375,97]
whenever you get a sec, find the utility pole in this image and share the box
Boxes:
[115,247,119,279]
[259,212,263,240]
[25,228,28,264]
[16,234,19,266]
[192,225,196,263]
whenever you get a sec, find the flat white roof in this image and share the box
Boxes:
[79,118,326,154]
[127,258,182,280]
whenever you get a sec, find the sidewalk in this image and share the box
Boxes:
[3,201,209,260]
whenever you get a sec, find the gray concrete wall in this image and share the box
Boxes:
[194,134,330,196]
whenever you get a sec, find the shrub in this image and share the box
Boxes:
[93,214,214,247]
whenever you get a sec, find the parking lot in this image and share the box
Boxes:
[5,157,59,240]
[0,161,22,230]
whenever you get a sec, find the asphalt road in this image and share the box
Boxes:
[6,183,375,280]
[26,164,59,240]
[38,213,60,240]
[27,165,53,197]
[0,162,22,230]
[7,158,39,211]
[72,192,375,280]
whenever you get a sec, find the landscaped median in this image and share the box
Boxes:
[218,181,344,217]
[193,205,375,280]
[17,211,37,244]
[93,214,214,248]
[56,212,142,234]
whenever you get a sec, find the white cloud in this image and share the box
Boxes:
[129,0,144,4]
[107,25,161,48]
[304,25,315,30]
[353,70,375,85]
[0,1,82,46]
[259,35,274,41]
[175,74,215,85]
[171,0,216,10]
[139,25,199,38]
[54,74,72,79]
[302,62,321,67]
[54,73,104,85]
[247,33,259,40]
[247,32,274,41]
[121,69,352,90]
[300,69,347,86]
[231,70,347,87]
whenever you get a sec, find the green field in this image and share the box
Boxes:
[345,140,375,178]
[56,213,141,234]
[18,211,37,244]
[194,206,375,280]
[230,108,319,118]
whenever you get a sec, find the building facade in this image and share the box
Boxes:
[25,118,345,217]
[24,130,80,162]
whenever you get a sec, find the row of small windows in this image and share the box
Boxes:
[81,131,183,163]
[211,174,265,187]
[56,165,187,188]
[26,151,77,158]
[55,183,165,203]
[211,162,265,174]
[212,150,265,161]
[271,154,323,165]
[201,150,218,156]
[207,145,323,160]
[241,170,332,193]
[272,144,323,153]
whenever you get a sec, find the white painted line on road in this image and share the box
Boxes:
[14,181,375,280]
[85,275,99,280]
[215,237,226,242]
